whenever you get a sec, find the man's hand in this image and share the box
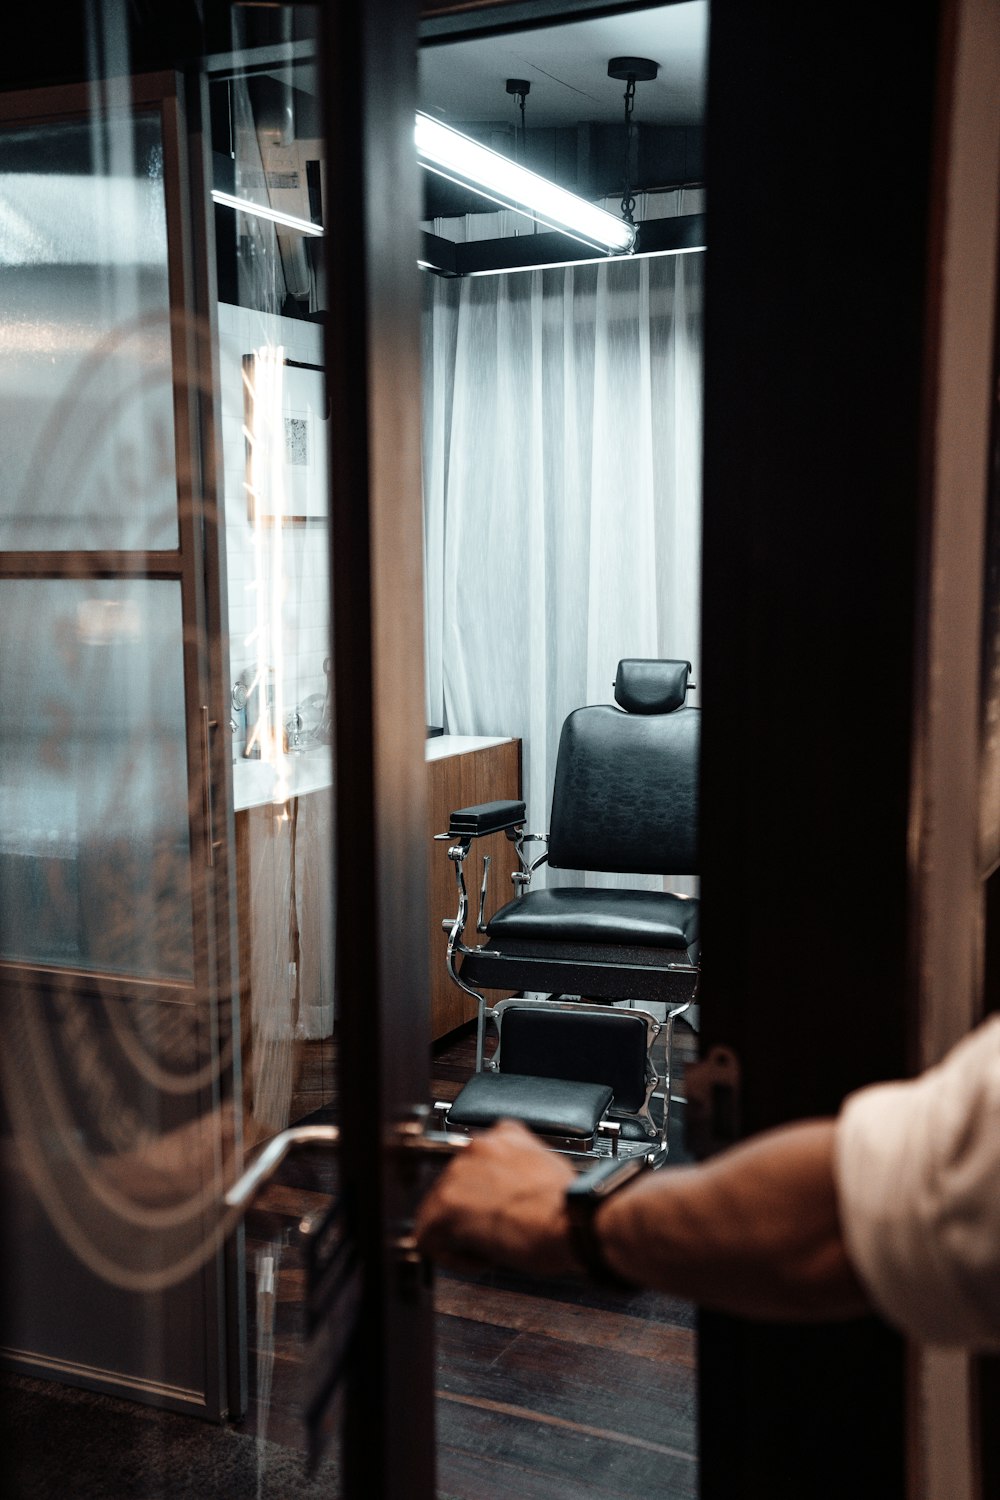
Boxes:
[415,1116,871,1321]
[414,1119,583,1277]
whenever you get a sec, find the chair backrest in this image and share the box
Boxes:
[547,658,699,875]
[495,1000,654,1115]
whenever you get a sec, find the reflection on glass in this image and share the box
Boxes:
[218,56,337,1144]
[0,578,194,979]
[0,9,343,1487]
[0,111,178,551]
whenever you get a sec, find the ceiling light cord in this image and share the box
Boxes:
[506,77,531,169]
[607,57,658,234]
[620,74,637,226]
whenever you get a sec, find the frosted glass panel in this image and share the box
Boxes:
[0,579,194,979]
[0,111,178,551]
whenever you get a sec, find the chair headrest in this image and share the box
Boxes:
[613,659,692,714]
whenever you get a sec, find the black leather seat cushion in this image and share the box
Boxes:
[447,1072,614,1139]
[487,887,698,950]
[499,1004,650,1114]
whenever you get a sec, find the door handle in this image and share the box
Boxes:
[201,705,224,866]
[224,1111,469,1215]
[392,1109,472,1158]
[225,1123,341,1213]
[391,1112,471,1270]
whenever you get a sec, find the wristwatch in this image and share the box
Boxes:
[564,1152,655,1288]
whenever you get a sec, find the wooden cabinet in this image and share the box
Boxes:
[234,800,296,1144]
[234,736,521,1098]
[425,737,522,1041]
[234,787,335,1141]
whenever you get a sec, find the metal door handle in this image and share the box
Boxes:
[393,1113,472,1157]
[201,706,216,867]
[224,1114,470,1215]
[225,1124,340,1212]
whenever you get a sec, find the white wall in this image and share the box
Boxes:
[217,302,330,755]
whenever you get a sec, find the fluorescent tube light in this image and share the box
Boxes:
[211,189,324,238]
[415,112,636,255]
[465,244,706,278]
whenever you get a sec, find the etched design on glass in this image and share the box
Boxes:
[0,111,179,552]
[0,973,245,1292]
[0,82,336,1314]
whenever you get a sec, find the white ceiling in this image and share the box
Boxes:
[417,1,708,131]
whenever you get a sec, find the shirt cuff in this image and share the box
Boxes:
[834,1019,1000,1349]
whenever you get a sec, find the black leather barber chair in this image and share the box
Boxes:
[435,997,667,1161]
[436,658,700,1098]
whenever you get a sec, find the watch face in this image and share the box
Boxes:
[567,1153,647,1205]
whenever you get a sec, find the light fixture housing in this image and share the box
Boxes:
[415,112,636,255]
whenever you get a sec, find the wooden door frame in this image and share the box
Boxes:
[698,10,927,1497]
[701,1,999,1497]
[909,1,1000,1495]
[321,2,436,1495]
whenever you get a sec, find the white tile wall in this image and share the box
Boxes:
[218,302,331,752]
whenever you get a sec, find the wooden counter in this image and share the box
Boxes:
[234,734,522,1121]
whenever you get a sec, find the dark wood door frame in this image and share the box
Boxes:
[701,1,997,1497]
[699,1,921,1491]
[322,2,435,1495]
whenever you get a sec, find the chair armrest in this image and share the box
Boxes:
[448,800,526,837]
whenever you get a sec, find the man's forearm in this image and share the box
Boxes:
[415,1116,871,1321]
[596,1120,869,1319]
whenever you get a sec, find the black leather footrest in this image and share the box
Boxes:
[448,799,526,836]
[447,1072,613,1139]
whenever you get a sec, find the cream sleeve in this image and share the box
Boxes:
[834,1015,1000,1348]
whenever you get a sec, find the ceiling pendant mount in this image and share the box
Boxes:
[505,77,531,165]
[608,56,659,227]
[607,57,660,84]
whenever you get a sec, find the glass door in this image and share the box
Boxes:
[0,69,242,1421]
[0,2,437,1494]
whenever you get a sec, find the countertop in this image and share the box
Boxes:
[232,734,514,812]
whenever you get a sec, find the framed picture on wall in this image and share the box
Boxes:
[243,353,329,524]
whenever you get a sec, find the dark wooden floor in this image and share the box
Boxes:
[239,1014,699,1499]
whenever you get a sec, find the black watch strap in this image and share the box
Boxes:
[564,1155,649,1289]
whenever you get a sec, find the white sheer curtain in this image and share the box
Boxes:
[422,250,703,889]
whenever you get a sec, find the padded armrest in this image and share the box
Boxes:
[449,799,526,837]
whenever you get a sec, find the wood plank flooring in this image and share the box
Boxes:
[239,1014,699,1498]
